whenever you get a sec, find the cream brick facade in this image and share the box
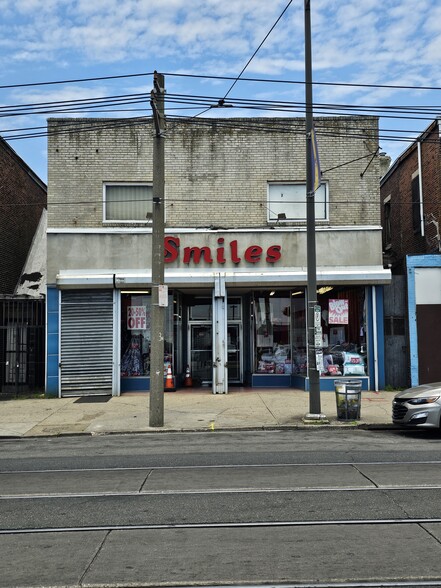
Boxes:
[46,115,390,397]
[48,116,381,230]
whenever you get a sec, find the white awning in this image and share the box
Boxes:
[55,266,391,289]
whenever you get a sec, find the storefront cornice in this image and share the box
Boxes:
[56,266,391,289]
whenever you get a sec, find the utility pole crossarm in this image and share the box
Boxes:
[150,71,166,137]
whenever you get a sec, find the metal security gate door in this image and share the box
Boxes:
[1,298,45,398]
[417,304,441,384]
[60,290,114,396]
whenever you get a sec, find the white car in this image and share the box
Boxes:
[392,382,441,428]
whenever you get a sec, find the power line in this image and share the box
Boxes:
[1,69,441,94]
[221,0,294,101]
[0,195,433,208]
[1,88,440,125]
[163,71,441,93]
[0,72,153,90]
[190,0,294,119]
[2,113,438,146]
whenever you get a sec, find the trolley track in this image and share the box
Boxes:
[2,516,441,535]
[2,432,441,586]
[2,462,441,533]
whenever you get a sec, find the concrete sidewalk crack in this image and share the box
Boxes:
[352,464,379,488]
[79,530,111,586]
[257,392,279,423]
[138,469,154,492]
[419,522,441,547]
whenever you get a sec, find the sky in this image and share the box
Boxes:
[1,0,441,184]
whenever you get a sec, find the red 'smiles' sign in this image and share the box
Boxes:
[164,236,282,265]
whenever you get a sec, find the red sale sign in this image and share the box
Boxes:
[328,299,349,325]
[127,306,147,330]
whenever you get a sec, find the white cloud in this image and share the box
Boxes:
[2,0,441,175]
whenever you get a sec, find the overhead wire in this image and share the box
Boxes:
[195,0,294,116]
[1,69,441,94]
[1,87,440,123]
[0,89,440,130]
[1,108,439,145]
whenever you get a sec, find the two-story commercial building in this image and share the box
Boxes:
[46,116,390,397]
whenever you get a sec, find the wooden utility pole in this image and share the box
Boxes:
[149,71,166,427]
[305,1,326,420]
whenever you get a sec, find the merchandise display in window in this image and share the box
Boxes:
[253,293,292,375]
[120,292,174,378]
[318,287,367,377]
[121,334,144,376]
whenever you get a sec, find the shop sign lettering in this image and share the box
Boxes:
[164,236,282,265]
[127,306,147,329]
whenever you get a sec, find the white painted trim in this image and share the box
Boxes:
[417,141,425,237]
[55,266,391,288]
[372,285,379,392]
[113,290,121,397]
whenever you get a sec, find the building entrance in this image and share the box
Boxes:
[189,323,212,384]
[187,296,243,391]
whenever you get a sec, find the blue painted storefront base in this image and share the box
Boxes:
[251,374,292,388]
[296,376,369,392]
[122,374,370,392]
[252,373,369,391]
[120,377,178,393]
[121,377,150,392]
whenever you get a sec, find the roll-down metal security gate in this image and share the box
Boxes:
[60,290,114,396]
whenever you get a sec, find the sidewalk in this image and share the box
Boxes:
[0,388,395,438]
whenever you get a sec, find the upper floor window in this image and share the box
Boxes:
[383,195,391,250]
[104,184,152,223]
[268,182,328,222]
[411,173,422,235]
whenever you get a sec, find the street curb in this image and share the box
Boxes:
[0,422,403,440]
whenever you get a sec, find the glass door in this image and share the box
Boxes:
[227,324,241,383]
[190,324,212,384]
[187,296,243,387]
[227,297,243,384]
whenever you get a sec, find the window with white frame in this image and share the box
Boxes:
[268,182,328,222]
[104,184,153,222]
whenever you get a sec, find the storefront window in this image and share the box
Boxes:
[291,289,307,375]
[253,286,368,379]
[120,292,173,378]
[316,286,367,377]
[253,292,291,375]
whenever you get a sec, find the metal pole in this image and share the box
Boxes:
[305,1,323,417]
[149,72,165,427]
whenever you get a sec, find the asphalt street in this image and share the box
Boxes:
[1,429,441,587]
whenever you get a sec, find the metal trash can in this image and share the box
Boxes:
[334,379,362,420]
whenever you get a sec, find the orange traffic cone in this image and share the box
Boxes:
[164,365,175,391]
[184,365,193,387]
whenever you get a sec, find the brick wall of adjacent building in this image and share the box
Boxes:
[0,139,47,294]
[48,116,382,229]
[381,120,441,274]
